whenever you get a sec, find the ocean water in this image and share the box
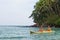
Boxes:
[0,26,59,40]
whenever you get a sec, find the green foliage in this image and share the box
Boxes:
[55,18,60,25]
[30,0,60,26]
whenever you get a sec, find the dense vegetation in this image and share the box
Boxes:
[29,0,60,27]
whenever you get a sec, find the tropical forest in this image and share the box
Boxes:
[30,0,60,27]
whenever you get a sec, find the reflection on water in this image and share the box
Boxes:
[0,26,59,40]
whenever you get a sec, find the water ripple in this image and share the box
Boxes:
[0,36,27,39]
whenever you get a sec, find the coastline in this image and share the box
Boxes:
[0,25,59,28]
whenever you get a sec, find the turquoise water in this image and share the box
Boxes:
[0,26,59,40]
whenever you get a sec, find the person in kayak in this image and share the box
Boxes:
[38,25,44,32]
[38,25,52,32]
[47,25,52,31]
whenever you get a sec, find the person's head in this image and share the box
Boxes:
[48,25,50,28]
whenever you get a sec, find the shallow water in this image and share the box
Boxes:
[0,26,59,40]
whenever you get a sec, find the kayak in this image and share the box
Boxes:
[30,31,55,34]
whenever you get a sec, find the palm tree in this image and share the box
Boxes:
[29,0,60,27]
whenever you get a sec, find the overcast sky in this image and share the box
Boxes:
[0,0,37,25]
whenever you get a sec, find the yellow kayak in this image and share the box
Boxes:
[30,31,55,34]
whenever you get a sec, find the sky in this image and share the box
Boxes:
[0,0,37,25]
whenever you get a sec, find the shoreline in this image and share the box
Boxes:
[0,25,59,28]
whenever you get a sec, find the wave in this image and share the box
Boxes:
[0,36,27,39]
